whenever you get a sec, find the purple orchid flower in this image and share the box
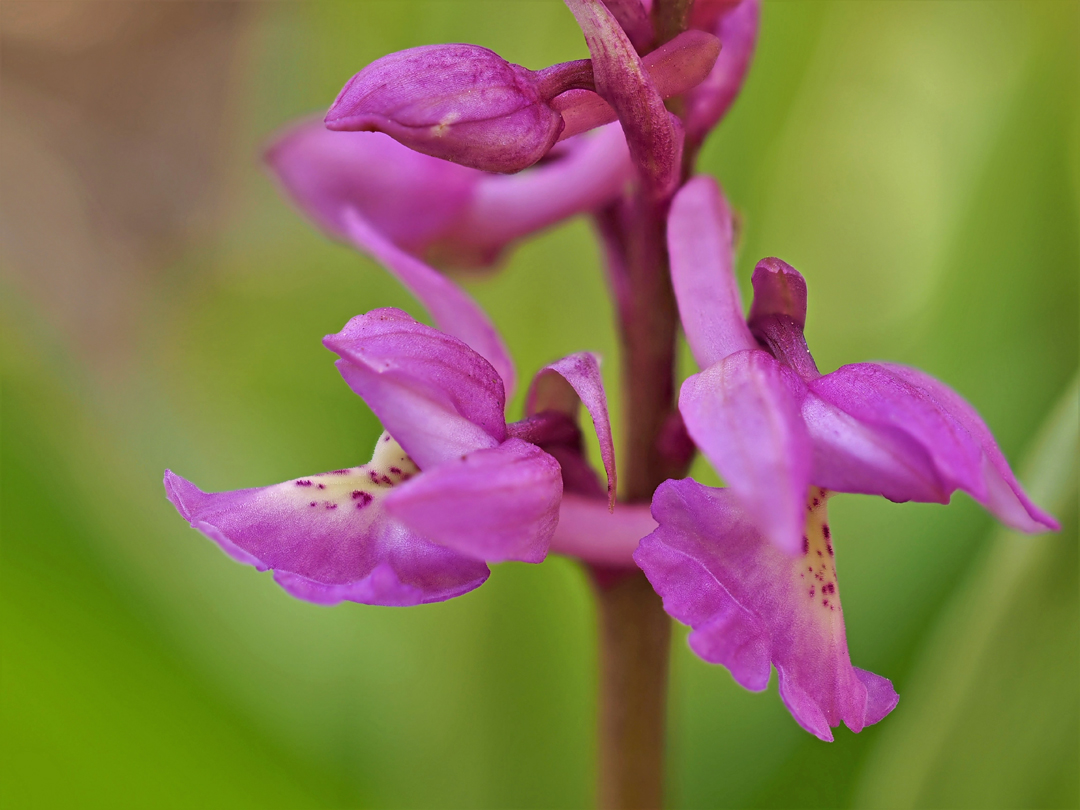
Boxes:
[633,175,1058,740]
[668,176,1058,554]
[166,308,622,606]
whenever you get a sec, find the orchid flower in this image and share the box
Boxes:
[166,308,621,606]
[633,175,1058,740]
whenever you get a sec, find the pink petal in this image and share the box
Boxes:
[163,443,489,607]
[854,364,1058,531]
[325,309,506,470]
[340,210,517,397]
[549,494,656,566]
[680,350,812,555]
[667,176,757,368]
[685,0,760,145]
[636,479,898,739]
[453,124,633,265]
[264,120,477,254]
[384,439,562,564]
[527,352,618,507]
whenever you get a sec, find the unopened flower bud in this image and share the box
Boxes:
[325,44,568,174]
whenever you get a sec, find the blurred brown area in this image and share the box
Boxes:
[1,2,253,377]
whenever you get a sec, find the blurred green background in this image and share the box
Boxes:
[1,1,1076,807]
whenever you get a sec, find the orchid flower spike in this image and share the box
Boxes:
[165,309,618,606]
[324,34,718,176]
[634,175,1058,741]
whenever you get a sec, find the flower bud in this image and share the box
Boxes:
[325,44,566,174]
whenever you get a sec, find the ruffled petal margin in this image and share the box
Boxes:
[636,478,898,740]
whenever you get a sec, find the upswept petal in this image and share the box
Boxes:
[264,121,477,253]
[550,495,656,566]
[686,0,760,145]
[453,124,633,265]
[680,350,812,554]
[801,391,951,504]
[340,210,517,396]
[668,176,757,368]
[526,352,617,507]
[163,439,489,606]
[564,0,683,199]
[637,479,898,740]
[325,309,506,469]
[809,364,989,509]
[870,364,1058,531]
[384,439,562,564]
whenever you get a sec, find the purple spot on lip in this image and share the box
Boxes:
[824,582,835,594]
[822,524,831,540]
[325,503,338,510]
[309,501,317,507]
[369,470,380,483]
[351,490,373,506]
[317,483,326,490]
[389,466,402,475]
[382,435,391,443]
[802,535,809,554]
[331,469,350,475]
[296,480,312,487]
[379,475,393,485]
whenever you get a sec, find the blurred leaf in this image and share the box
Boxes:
[855,374,1079,809]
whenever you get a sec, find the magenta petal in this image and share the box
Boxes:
[340,210,516,396]
[550,494,655,566]
[264,121,477,254]
[668,176,757,368]
[326,45,564,174]
[680,350,812,554]
[527,352,617,507]
[686,0,760,144]
[163,464,489,607]
[325,309,506,469]
[801,391,950,504]
[637,479,898,739]
[384,439,562,564]
[453,124,633,265]
[840,363,1059,532]
[564,0,683,199]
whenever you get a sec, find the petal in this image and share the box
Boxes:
[667,176,757,368]
[163,437,489,606]
[564,0,683,199]
[340,210,517,397]
[801,390,951,504]
[264,120,477,254]
[450,124,633,266]
[325,44,564,174]
[325,309,506,469]
[680,350,812,554]
[636,479,898,739]
[819,363,1059,532]
[384,439,562,564]
[526,352,618,507]
[685,0,761,145]
[550,494,656,566]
